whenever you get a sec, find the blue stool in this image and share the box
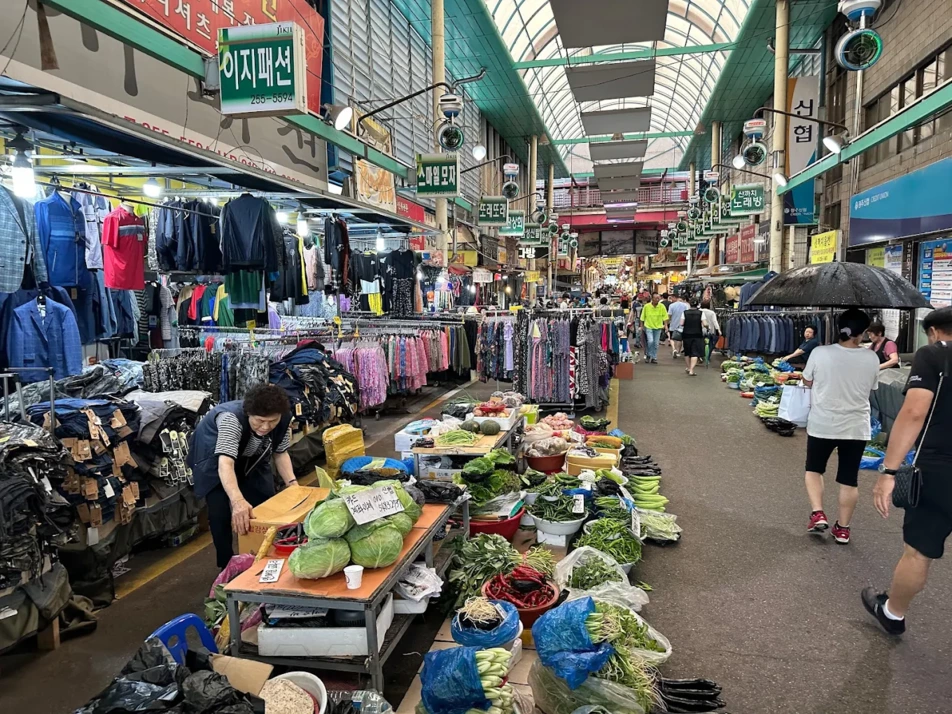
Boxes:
[148,614,218,664]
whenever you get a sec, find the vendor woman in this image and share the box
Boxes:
[188,385,297,568]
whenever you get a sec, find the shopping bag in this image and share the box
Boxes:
[778,385,811,427]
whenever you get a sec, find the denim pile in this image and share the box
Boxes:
[0,422,72,590]
[0,359,143,416]
[27,398,143,528]
[269,344,360,428]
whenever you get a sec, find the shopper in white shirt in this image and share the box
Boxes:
[801,309,881,544]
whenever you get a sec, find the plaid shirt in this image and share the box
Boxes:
[0,188,48,293]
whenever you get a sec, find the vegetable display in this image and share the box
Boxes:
[480,420,502,436]
[594,496,631,521]
[568,557,624,590]
[586,436,623,449]
[636,508,682,542]
[484,565,556,609]
[580,415,611,431]
[575,519,642,565]
[475,648,516,713]
[344,519,404,568]
[435,429,481,447]
[287,537,351,579]
[523,546,557,577]
[305,496,356,538]
[527,472,580,497]
[541,412,574,430]
[528,494,585,522]
[449,534,520,607]
[628,475,668,512]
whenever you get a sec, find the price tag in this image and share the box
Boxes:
[631,509,642,539]
[259,559,284,583]
[344,484,406,525]
[572,494,585,515]
[87,527,100,546]
[103,481,116,499]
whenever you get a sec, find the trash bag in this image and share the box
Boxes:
[531,597,614,690]
[451,600,520,647]
[528,660,646,714]
[860,447,885,471]
[420,646,489,714]
[182,670,246,713]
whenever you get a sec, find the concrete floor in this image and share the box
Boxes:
[630,356,952,714]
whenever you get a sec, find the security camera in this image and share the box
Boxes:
[502,180,519,200]
[438,93,463,119]
[532,209,548,224]
[676,220,689,233]
[741,140,768,167]
[703,186,720,204]
[660,237,670,248]
[688,206,701,220]
[835,0,884,71]
[437,123,465,151]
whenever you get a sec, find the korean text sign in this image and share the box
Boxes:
[117,0,324,117]
[416,153,460,198]
[730,184,765,217]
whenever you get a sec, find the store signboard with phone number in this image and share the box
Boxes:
[919,238,952,308]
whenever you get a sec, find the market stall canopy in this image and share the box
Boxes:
[747,263,932,309]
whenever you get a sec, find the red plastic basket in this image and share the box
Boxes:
[469,508,525,541]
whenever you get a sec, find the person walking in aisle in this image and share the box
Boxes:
[782,326,820,369]
[700,299,721,366]
[666,295,688,358]
[801,309,881,544]
[868,322,901,369]
[187,384,297,568]
[641,293,668,364]
[863,308,952,635]
[678,299,707,376]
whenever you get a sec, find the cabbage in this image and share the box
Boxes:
[288,538,351,579]
[305,498,355,538]
[376,480,423,523]
[345,520,404,568]
[386,512,414,536]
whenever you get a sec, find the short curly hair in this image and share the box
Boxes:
[243,384,291,417]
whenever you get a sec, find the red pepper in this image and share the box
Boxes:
[486,568,553,608]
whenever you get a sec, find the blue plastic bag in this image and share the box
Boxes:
[905,449,916,465]
[860,447,885,471]
[420,646,489,714]
[870,416,882,440]
[451,600,520,648]
[340,455,408,473]
[531,596,615,690]
[608,429,627,439]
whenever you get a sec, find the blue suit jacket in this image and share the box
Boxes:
[9,298,83,383]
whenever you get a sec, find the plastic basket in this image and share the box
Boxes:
[469,508,525,541]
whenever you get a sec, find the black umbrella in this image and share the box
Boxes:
[747,262,932,309]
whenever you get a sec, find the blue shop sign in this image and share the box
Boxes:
[849,157,952,247]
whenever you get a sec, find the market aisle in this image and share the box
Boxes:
[627,358,952,714]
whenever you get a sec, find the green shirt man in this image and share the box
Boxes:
[641,301,669,330]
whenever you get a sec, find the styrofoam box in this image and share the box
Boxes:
[393,595,430,615]
[466,411,520,431]
[257,594,394,658]
[395,429,429,453]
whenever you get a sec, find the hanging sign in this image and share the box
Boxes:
[525,270,541,282]
[416,153,460,197]
[726,234,741,263]
[784,75,819,225]
[720,199,744,225]
[478,196,509,226]
[499,210,526,237]
[472,268,493,283]
[503,163,520,178]
[521,223,543,246]
[810,230,838,264]
[218,23,308,118]
[703,171,720,183]
[730,184,766,217]
[740,225,757,263]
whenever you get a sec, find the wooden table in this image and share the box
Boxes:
[411,418,522,479]
[224,500,467,692]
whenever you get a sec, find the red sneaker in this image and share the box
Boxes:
[808,510,829,533]
[831,522,851,544]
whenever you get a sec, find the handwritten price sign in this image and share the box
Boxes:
[344,485,406,525]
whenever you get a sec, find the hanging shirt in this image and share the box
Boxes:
[102,205,147,290]
[71,187,111,271]
[34,192,89,289]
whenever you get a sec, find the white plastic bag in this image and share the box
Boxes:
[778,384,811,427]
[554,547,649,612]
[394,564,443,602]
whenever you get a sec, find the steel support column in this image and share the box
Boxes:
[770,0,790,273]
[710,121,721,268]
[431,0,448,262]
[547,163,555,300]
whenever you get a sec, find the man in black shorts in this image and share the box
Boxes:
[864,307,952,635]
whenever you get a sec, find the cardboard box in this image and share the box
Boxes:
[257,594,394,657]
[237,486,329,555]
[209,655,273,696]
[615,362,634,380]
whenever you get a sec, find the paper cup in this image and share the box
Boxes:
[344,565,364,589]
